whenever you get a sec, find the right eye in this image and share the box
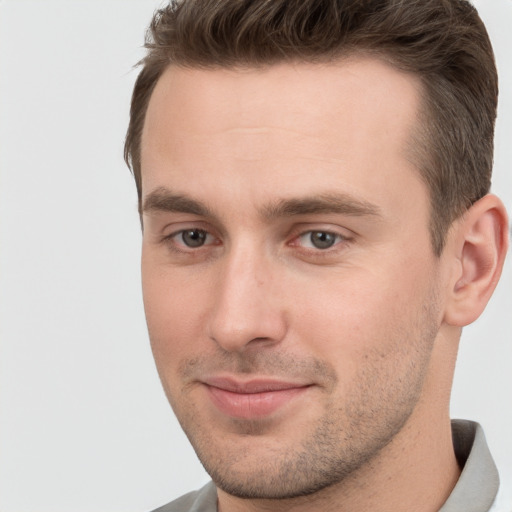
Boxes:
[167,228,219,249]
[178,229,209,248]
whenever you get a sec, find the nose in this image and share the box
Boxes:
[207,245,287,353]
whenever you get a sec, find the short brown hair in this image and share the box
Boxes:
[125,0,498,255]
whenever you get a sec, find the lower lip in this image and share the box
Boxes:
[205,385,309,419]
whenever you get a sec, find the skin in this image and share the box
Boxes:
[140,59,508,512]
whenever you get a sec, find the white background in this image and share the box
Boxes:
[0,1,510,511]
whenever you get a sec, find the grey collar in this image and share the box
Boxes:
[439,420,500,512]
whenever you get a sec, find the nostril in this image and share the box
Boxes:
[208,315,287,353]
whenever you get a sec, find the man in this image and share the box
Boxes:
[124,0,509,510]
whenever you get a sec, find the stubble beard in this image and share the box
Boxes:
[160,296,440,501]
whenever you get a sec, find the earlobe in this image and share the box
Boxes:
[444,194,509,327]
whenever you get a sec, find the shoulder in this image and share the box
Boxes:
[151,481,218,512]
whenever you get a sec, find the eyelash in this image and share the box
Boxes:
[162,229,219,253]
[161,227,351,256]
[294,230,348,251]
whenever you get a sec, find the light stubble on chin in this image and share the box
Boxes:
[157,293,440,500]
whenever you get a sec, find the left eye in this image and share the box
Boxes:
[298,231,343,249]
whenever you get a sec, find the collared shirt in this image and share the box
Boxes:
[152,420,503,512]
[440,420,500,512]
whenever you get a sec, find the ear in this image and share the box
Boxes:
[443,194,509,327]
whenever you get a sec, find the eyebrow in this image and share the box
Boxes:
[142,187,213,217]
[142,187,382,221]
[261,193,382,220]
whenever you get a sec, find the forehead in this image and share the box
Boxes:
[141,58,426,218]
[143,58,421,143]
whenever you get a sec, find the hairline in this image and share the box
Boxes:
[136,53,455,257]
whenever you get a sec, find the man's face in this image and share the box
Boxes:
[140,59,446,498]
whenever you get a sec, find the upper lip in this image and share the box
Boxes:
[202,376,311,394]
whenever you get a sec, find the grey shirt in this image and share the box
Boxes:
[152,420,500,512]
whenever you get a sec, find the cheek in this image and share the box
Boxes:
[141,259,211,369]
[291,259,434,362]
